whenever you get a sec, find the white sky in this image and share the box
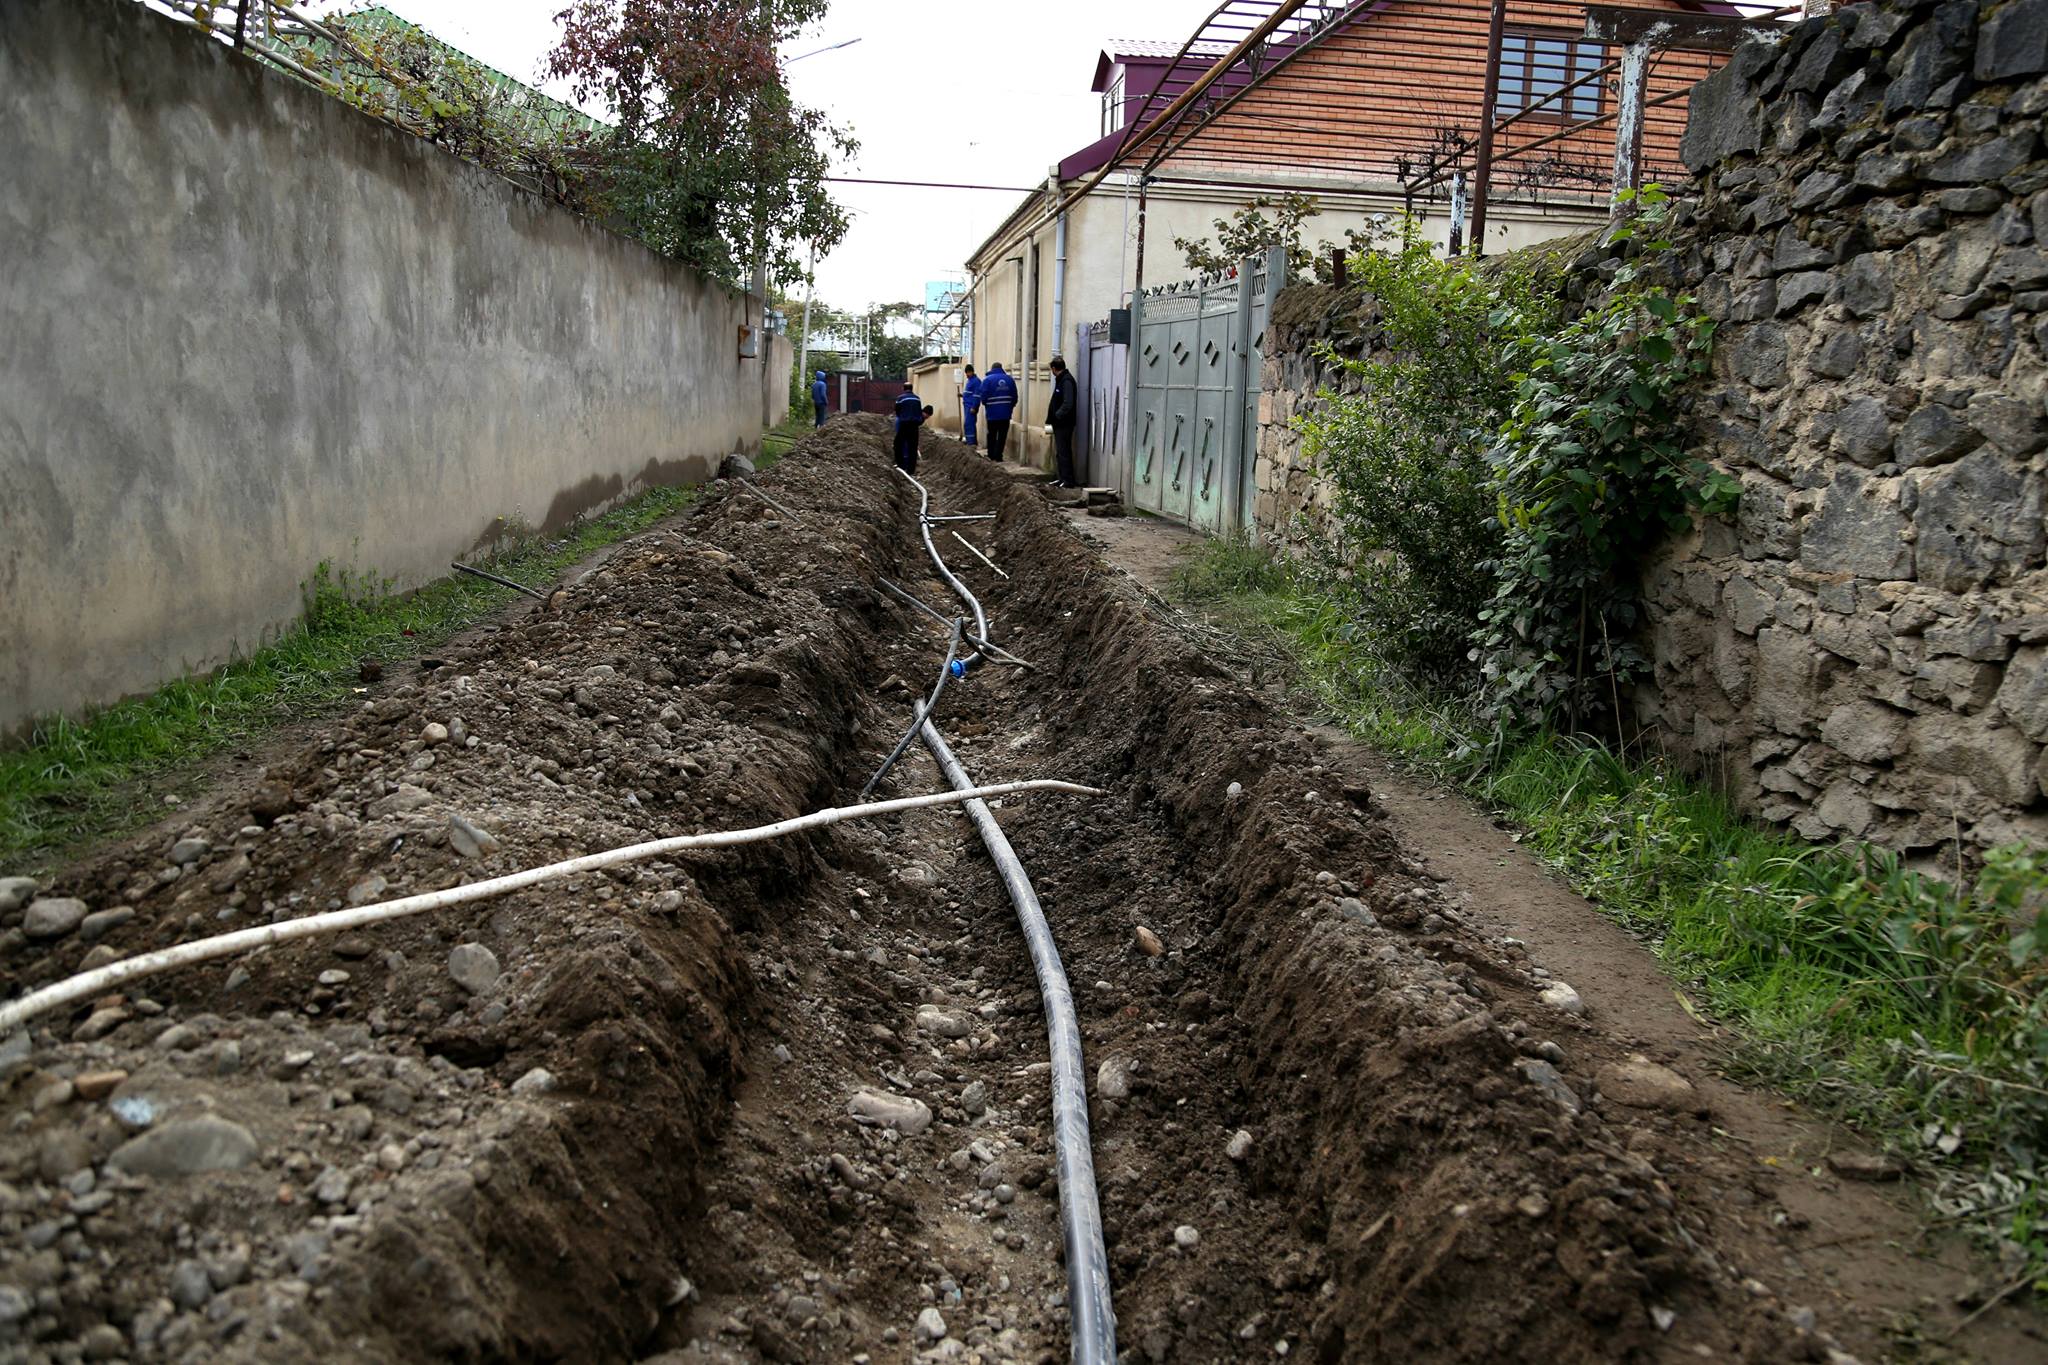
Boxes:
[306,0,1208,309]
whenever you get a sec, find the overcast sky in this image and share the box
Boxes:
[306,0,1207,309]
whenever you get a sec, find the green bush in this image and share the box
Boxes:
[1297,219,1538,685]
[1298,190,1736,731]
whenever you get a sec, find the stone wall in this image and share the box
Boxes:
[0,0,785,736]
[1640,0,2048,857]
[1248,0,2048,859]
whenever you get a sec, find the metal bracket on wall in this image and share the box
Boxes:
[1137,411,1156,481]
[1198,418,1216,499]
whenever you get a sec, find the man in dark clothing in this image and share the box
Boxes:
[1046,356,1080,488]
[892,382,925,474]
[811,370,829,427]
[979,362,1018,462]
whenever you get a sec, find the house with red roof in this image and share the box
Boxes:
[955,0,1735,467]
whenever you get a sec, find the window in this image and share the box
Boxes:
[1101,67,1127,137]
[1494,32,1605,121]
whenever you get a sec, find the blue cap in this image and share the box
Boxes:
[948,659,968,680]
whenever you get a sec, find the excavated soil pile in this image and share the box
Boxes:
[0,419,1876,1364]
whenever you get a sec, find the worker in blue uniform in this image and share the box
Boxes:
[811,370,829,427]
[961,364,983,447]
[980,362,1018,463]
[893,382,926,473]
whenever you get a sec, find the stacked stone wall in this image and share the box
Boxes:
[1644,0,2048,856]
[1248,0,2048,859]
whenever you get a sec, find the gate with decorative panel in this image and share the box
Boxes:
[1122,246,1282,533]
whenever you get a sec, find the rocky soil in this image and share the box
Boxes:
[0,419,2033,1363]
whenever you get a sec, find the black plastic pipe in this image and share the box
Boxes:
[892,466,1117,1364]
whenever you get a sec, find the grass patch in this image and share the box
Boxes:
[0,482,698,869]
[1172,538,2048,1282]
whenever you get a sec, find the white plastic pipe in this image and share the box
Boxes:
[0,780,1102,1035]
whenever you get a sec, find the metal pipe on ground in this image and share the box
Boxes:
[451,562,547,600]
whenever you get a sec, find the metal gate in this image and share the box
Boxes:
[1124,246,1282,532]
[1076,319,1127,496]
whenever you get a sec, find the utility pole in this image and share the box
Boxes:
[797,239,817,401]
[752,0,774,434]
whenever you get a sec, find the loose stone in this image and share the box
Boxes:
[447,942,501,995]
[849,1089,933,1136]
[510,1067,556,1096]
[22,897,89,940]
[108,1116,260,1177]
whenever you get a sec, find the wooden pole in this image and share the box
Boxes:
[1468,0,1510,257]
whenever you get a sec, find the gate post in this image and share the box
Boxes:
[1223,255,1257,531]
[1071,321,1093,486]
[1123,289,1145,504]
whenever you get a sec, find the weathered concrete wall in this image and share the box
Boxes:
[1249,0,2048,859]
[1635,0,2048,857]
[0,0,778,734]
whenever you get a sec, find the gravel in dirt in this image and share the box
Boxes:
[0,418,2037,1363]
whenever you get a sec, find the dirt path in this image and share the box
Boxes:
[1060,502,2048,1365]
[0,422,2040,1364]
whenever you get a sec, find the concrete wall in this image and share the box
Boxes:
[906,358,969,438]
[0,0,779,735]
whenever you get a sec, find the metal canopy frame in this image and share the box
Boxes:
[1054,0,1797,277]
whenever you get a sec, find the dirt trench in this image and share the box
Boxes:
[0,418,1988,1364]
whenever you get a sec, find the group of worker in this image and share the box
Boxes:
[809,359,1082,488]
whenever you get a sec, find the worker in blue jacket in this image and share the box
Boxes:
[811,370,829,427]
[961,364,983,447]
[980,362,1018,463]
[893,382,926,473]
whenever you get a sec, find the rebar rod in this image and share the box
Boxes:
[451,562,548,600]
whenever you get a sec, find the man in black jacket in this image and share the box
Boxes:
[1046,356,1080,489]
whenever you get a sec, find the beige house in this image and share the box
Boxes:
[964,12,1722,469]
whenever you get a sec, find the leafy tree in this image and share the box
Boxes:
[865,300,922,380]
[1175,193,1321,276]
[547,0,856,288]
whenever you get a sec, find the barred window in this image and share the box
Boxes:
[1495,31,1605,121]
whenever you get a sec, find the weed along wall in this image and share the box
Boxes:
[0,0,788,736]
[1249,0,2048,861]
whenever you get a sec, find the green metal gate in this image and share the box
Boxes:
[1123,246,1282,533]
